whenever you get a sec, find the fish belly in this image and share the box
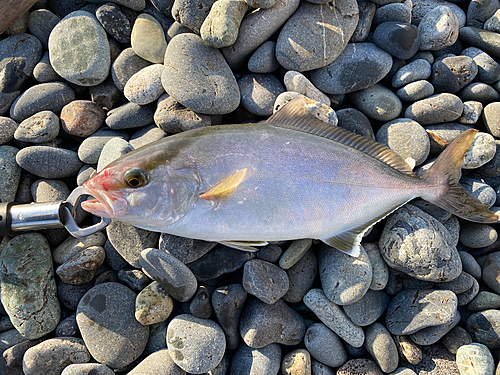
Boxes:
[161,126,428,241]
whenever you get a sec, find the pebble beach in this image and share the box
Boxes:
[1,0,500,374]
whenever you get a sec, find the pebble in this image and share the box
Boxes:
[111,47,152,92]
[459,27,500,59]
[167,314,226,373]
[364,322,399,373]
[96,3,131,44]
[33,51,62,83]
[483,252,500,294]
[56,245,105,285]
[352,2,376,42]
[239,73,284,116]
[462,47,500,84]
[409,308,460,345]
[28,9,61,49]
[469,291,500,311]
[16,147,82,179]
[230,342,281,374]
[0,329,27,353]
[441,326,473,354]
[89,78,122,110]
[128,349,184,375]
[188,285,211,319]
[282,249,317,303]
[405,93,464,124]
[485,9,500,31]
[135,281,174,325]
[0,117,18,145]
[60,100,105,137]
[362,243,389,290]
[57,281,93,310]
[0,145,22,202]
[49,11,110,86]
[117,269,151,292]
[212,284,247,350]
[467,309,500,349]
[10,82,75,123]
[318,244,372,305]
[200,0,248,49]
[248,41,279,73]
[124,64,165,105]
[52,232,107,266]
[275,1,359,71]
[373,3,411,26]
[456,343,495,375]
[139,248,197,302]
[376,118,430,166]
[431,56,478,94]
[159,233,217,264]
[397,80,435,102]
[337,359,383,375]
[438,272,475,295]
[459,223,498,248]
[22,338,90,375]
[373,22,419,60]
[62,363,115,375]
[393,336,422,365]
[466,133,497,169]
[460,83,499,104]
[343,289,391,327]
[385,289,458,335]
[78,128,129,164]
[77,282,149,368]
[97,137,134,171]
[129,124,166,149]
[282,349,312,375]
[106,102,155,130]
[412,0,466,27]
[483,102,500,138]
[418,6,459,51]
[130,13,167,64]
[239,297,305,348]
[457,276,480,306]
[350,83,402,121]
[221,0,301,70]
[242,259,289,304]
[171,0,217,34]
[284,72,330,106]
[106,220,159,267]
[163,34,240,115]
[0,339,43,374]
[0,92,19,117]
[303,289,365,347]
[460,101,484,125]
[310,43,393,95]
[304,323,347,368]
[336,108,375,139]
[0,233,60,340]
[56,313,79,337]
[391,60,432,89]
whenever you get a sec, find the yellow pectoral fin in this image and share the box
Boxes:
[200,168,248,202]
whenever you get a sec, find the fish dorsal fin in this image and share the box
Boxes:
[200,168,248,202]
[266,97,415,177]
[322,198,414,257]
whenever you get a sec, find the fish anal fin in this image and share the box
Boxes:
[220,240,268,252]
[200,168,248,202]
[266,96,415,177]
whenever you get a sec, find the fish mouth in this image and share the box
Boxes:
[81,181,129,218]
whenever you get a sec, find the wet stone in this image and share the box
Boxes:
[441,326,472,354]
[22,338,90,375]
[10,82,75,123]
[78,128,129,164]
[459,223,498,248]
[111,48,152,92]
[106,220,160,267]
[166,314,226,373]
[418,6,459,51]
[49,11,110,86]
[305,323,347,368]
[282,249,317,303]
[373,22,419,60]
[106,102,155,130]
[431,56,478,94]
[343,289,390,327]
[117,269,152,292]
[77,282,149,368]
[303,289,365,347]
[318,244,372,305]
[124,64,165,105]
[385,289,458,335]
[230,342,281,375]
[60,100,105,137]
[310,43,393,95]
[56,246,106,285]
[0,145,21,203]
[96,3,132,44]
[379,204,462,282]
[337,359,383,375]
[364,323,399,373]
[212,284,247,350]
[242,259,289,304]
[456,343,495,375]
[135,281,174,325]
[405,93,463,125]
[248,41,279,73]
[239,297,305,348]
[0,233,60,340]
[282,349,312,375]
[139,248,197,302]
[127,349,184,375]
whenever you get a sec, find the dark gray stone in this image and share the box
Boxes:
[337,359,383,375]
[405,93,463,126]
[242,259,289,304]
[336,108,375,139]
[96,3,132,44]
[78,128,129,164]
[364,323,399,373]
[28,9,61,49]
[462,47,500,84]
[105,102,155,130]
[431,56,478,94]
[459,27,500,59]
[343,290,390,327]
[305,323,347,367]
[16,146,83,178]
[230,342,281,375]
[248,41,279,73]
[282,249,317,303]
[396,80,435,102]
[392,59,432,88]
[189,285,212,319]
[55,313,79,337]
[238,73,284,116]
[373,22,419,60]
[111,47,152,92]
[0,145,21,203]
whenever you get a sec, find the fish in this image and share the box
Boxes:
[81,97,499,256]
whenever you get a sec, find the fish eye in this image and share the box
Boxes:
[124,168,149,188]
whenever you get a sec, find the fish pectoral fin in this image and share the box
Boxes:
[220,240,268,252]
[200,168,248,203]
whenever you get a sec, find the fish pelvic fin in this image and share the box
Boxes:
[421,128,499,223]
[220,240,268,252]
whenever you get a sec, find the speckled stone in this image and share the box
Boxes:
[56,246,105,285]
[128,349,185,375]
[239,297,305,348]
[460,101,484,125]
[167,314,226,373]
[163,34,240,115]
[0,117,18,145]
[310,43,393,95]
[376,118,430,166]
[364,323,398,373]
[456,343,495,375]
[171,0,217,33]
[14,110,59,143]
[55,313,79,338]
[49,11,110,86]
[78,128,129,164]
[248,41,279,73]
[242,259,289,304]
[57,281,93,311]
[111,47,152,92]
[105,102,155,130]
[385,289,458,335]
[282,349,312,375]
[212,284,247,350]
[230,342,281,374]
[379,204,462,282]
[466,309,500,349]
[60,100,105,137]
[158,233,216,264]
[303,289,364,347]
[350,83,402,121]
[469,291,500,311]
[0,145,21,203]
[460,223,498,248]
[10,82,75,123]
[431,56,478,94]
[135,281,174,325]
[418,6,459,51]
[275,0,359,71]
[139,248,197,302]
[0,233,60,340]
[405,93,463,125]
[343,290,390,327]
[96,3,131,44]
[305,323,347,368]
[337,359,383,375]
[22,338,90,375]
[77,282,149,368]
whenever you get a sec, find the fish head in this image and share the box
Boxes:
[81,149,201,228]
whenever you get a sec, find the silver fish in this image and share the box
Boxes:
[81,97,498,256]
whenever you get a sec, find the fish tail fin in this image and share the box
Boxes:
[421,129,499,223]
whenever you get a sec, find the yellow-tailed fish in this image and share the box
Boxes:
[81,97,499,256]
